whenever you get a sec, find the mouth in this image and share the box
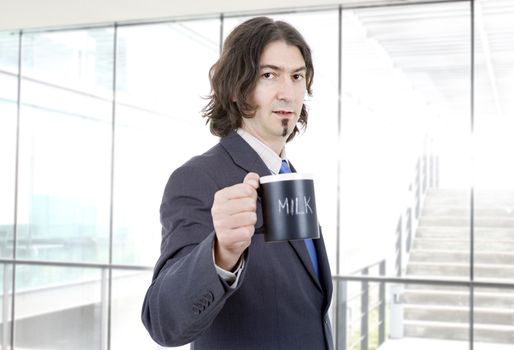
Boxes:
[273,110,294,118]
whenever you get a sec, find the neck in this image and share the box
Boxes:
[241,129,286,156]
[267,139,286,156]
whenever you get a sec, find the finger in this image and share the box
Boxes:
[243,172,260,190]
[228,225,255,242]
[221,197,257,215]
[232,234,253,249]
[213,209,257,231]
[216,225,254,251]
[216,183,257,201]
[221,236,252,253]
[226,211,257,229]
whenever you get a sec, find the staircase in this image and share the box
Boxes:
[403,189,514,344]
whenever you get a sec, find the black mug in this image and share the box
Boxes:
[259,173,319,242]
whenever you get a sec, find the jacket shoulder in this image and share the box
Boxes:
[175,141,244,187]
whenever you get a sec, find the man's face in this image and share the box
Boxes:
[242,40,307,152]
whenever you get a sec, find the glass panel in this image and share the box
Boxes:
[112,20,220,265]
[333,280,470,350]
[474,0,514,285]
[111,269,170,349]
[474,0,514,191]
[16,28,114,263]
[14,265,104,350]
[474,1,514,347]
[21,29,114,96]
[0,264,13,348]
[473,286,514,349]
[0,31,19,73]
[0,31,18,259]
[339,2,472,282]
[223,11,340,271]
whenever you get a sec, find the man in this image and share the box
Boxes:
[142,16,333,349]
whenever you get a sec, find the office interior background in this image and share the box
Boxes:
[1,0,513,349]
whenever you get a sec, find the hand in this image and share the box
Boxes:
[212,172,260,271]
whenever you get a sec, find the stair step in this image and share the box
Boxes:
[407,262,514,279]
[423,189,514,205]
[419,216,514,228]
[421,207,514,218]
[403,289,514,308]
[404,189,514,344]
[412,238,514,251]
[409,249,514,264]
[425,191,514,197]
[404,304,514,325]
[402,276,514,291]
[416,227,514,240]
[404,320,514,343]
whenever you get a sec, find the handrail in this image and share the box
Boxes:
[333,274,514,289]
[0,258,153,271]
[333,260,386,350]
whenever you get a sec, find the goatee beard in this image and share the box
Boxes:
[281,119,289,137]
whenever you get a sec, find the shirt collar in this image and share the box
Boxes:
[236,129,286,175]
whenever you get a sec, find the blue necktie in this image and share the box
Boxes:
[279,160,320,278]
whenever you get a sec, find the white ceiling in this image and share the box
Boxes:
[350,0,514,121]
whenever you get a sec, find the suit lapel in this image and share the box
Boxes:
[314,229,334,313]
[219,132,271,178]
[289,240,323,292]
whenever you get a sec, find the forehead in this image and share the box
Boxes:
[259,40,305,68]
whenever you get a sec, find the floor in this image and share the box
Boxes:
[379,337,514,350]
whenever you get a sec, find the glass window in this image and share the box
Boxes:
[333,280,471,350]
[16,28,114,263]
[0,31,18,259]
[474,0,514,286]
[0,31,19,73]
[4,4,514,350]
[111,269,168,349]
[14,265,104,350]
[339,2,471,281]
[473,286,514,349]
[21,29,114,97]
[0,264,13,347]
[113,20,220,266]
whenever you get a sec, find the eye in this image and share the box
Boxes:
[293,73,304,81]
[262,72,274,79]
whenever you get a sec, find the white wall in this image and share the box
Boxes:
[0,0,430,31]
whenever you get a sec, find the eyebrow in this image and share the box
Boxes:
[260,64,307,73]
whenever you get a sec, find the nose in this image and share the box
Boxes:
[276,77,294,102]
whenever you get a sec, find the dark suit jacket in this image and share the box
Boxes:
[142,131,333,349]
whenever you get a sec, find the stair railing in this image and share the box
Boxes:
[334,259,386,350]
[396,134,439,277]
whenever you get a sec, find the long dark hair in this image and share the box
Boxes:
[202,17,314,142]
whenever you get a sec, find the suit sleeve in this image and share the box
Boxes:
[141,164,248,346]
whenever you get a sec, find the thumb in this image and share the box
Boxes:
[243,172,260,190]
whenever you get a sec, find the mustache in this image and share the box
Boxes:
[271,101,294,110]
